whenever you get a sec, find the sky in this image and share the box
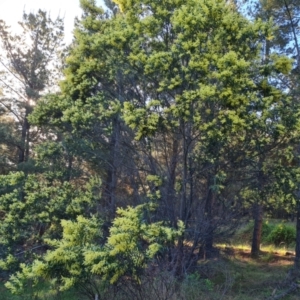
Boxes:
[0,0,104,44]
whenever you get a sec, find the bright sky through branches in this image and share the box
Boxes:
[0,0,104,44]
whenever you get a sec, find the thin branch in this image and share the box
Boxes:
[15,244,47,256]
[0,58,25,86]
[0,77,28,102]
[283,0,300,67]
[0,99,22,122]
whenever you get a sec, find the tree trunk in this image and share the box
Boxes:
[104,116,120,218]
[251,203,263,258]
[201,179,217,259]
[165,138,178,226]
[172,237,184,277]
[18,113,30,164]
[295,201,300,269]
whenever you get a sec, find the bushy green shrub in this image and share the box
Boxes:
[261,222,275,243]
[237,221,296,247]
[266,224,296,246]
[5,202,184,296]
[238,221,275,243]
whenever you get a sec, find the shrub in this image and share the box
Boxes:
[5,202,184,298]
[238,221,274,243]
[266,224,296,246]
[261,222,275,243]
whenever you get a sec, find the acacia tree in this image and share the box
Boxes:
[115,0,297,263]
[30,0,299,271]
[1,2,299,296]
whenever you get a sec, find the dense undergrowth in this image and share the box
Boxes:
[1,251,297,300]
[1,221,299,300]
[234,220,296,250]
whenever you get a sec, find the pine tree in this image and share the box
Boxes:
[240,0,300,265]
[0,10,64,165]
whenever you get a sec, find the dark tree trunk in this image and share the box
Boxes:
[202,182,216,259]
[103,116,120,218]
[172,237,184,277]
[18,114,30,164]
[165,138,178,226]
[251,203,263,258]
[295,201,300,269]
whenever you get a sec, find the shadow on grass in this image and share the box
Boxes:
[0,250,298,300]
[189,248,298,300]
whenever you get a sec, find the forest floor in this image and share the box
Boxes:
[197,246,299,300]
[1,247,299,300]
[1,218,299,300]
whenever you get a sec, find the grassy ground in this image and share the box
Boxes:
[1,219,299,299]
[1,251,298,300]
[199,247,297,300]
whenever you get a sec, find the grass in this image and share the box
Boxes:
[217,243,295,256]
[183,248,297,300]
[1,253,297,300]
[222,218,296,251]
[1,219,299,299]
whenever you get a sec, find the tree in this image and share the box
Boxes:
[0,104,18,174]
[0,10,64,166]
[0,10,102,282]
[240,0,300,265]
[1,2,299,297]
[31,0,298,270]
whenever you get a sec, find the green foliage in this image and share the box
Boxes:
[236,221,296,247]
[266,224,296,246]
[5,202,184,295]
[2,252,298,300]
[0,171,100,277]
[237,221,274,244]
[23,0,300,276]
[2,0,300,297]
[5,215,102,295]
[85,202,184,284]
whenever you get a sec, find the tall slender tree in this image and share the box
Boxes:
[241,0,300,265]
[0,10,64,166]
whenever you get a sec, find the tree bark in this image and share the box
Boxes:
[251,203,263,258]
[104,117,120,218]
[203,185,216,258]
[165,138,178,226]
[18,111,30,164]
[295,201,300,269]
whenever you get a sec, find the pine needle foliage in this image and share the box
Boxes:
[5,202,184,296]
